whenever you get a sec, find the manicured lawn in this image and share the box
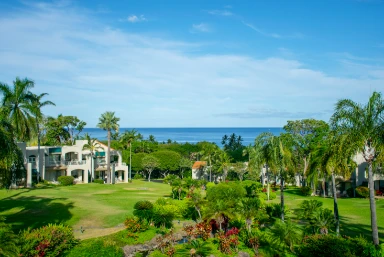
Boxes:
[0,180,171,239]
[272,188,384,242]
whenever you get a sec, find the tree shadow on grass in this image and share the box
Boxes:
[340,216,384,243]
[0,195,74,232]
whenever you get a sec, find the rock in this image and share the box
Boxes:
[236,251,250,257]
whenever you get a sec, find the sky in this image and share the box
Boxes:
[0,0,383,127]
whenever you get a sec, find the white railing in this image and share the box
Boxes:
[48,160,66,166]
[120,162,127,166]
[66,160,86,165]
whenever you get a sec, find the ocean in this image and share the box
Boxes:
[80,127,284,146]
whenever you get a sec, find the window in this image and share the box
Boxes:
[28,156,36,163]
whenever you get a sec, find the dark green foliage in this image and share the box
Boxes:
[265,203,284,219]
[20,223,78,257]
[206,182,246,207]
[300,186,312,196]
[151,150,181,173]
[0,217,19,257]
[258,191,276,200]
[131,153,147,172]
[347,187,354,197]
[133,172,144,179]
[241,180,262,197]
[93,179,104,184]
[296,234,373,257]
[133,201,154,222]
[356,186,370,198]
[57,176,74,186]
[65,239,123,257]
[297,200,323,220]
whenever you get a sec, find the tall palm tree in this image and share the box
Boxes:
[97,111,120,184]
[268,133,295,221]
[82,133,102,181]
[331,91,384,245]
[31,93,55,182]
[310,132,355,235]
[0,77,36,141]
[215,150,232,181]
[119,129,140,181]
[200,142,218,182]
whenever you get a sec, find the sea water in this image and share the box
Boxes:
[80,127,284,146]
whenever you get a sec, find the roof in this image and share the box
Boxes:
[192,161,207,169]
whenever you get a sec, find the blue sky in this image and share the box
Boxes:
[0,0,383,127]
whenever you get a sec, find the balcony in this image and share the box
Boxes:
[66,160,86,165]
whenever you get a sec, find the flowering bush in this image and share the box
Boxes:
[20,224,78,257]
[183,222,212,241]
[124,216,148,233]
[217,231,239,254]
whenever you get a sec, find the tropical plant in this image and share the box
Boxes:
[330,91,384,245]
[238,197,263,231]
[269,219,302,252]
[31,93,55,182]
[82,133,102,181]
[311,208,335,235]
[176,239,212,257]
[97,111,120,183]
[214,150,232,181]
[0,217,19,257]
[230,162,248,181]
[199,141,219,182]
[179,157,192,179]
[120,129,140,181]
[0,77,36,141]
[142,155,160,182]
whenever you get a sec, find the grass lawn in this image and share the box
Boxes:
[0,180,171,239]
[271,188,384,242]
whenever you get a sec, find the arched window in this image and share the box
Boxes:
[29,155,36,163]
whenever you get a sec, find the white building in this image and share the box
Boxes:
[18,140,129,187]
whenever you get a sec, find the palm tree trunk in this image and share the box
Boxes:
[129,145,132,181]
[37,119,41,182]
[331,172,340,235]
[280,175,285,222]
[368,163,379,245]
[209,156,212,182]
[267,172,270,201]
[107,130,111,184]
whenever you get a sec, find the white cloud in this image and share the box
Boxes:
[0,2,382,127]
[242,21,281,38]
[191,23,210,33]
[207,10,233,16]
[126,14,147,23]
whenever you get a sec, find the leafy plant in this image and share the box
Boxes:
[0,217,19,257]
[65,239,123,257]
[57,176,74,186]
[124,216,148,233]
[269,219,302,252]
[20,223,78,257]
[355,186,370,198]
[300,186,312,196]
[133,200,154,223]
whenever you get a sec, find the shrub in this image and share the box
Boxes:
[57,176,74,186]
[295,234,370,257]
[258,191,276,200]
[242,180,263,197]
[20,223,78,257]
[347,187,354,197]
[356,186,370,198]
[152,205,176,228]
[133,173,144,179]
[133,200,154,222]
[300,186,312,196]
[265,203,286,219]
[0,217,19,257]
[93,179,104,184]
[124,216,148,233]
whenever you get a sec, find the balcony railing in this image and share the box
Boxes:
[66,160,86,165]
[47,160,66,166]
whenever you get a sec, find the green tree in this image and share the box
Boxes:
[82,133,102,181]
[120,129,141,181]
[0,77,36,141]
[142,155,160,182]
[330,91,384,245]
[31,93,55,182]
[199,141,219,182]
[152,150,182,177]
[269,219,302,252]
[97,111,120,183]
[179,157,192,179]
[214,150,232,181]
[231,162,247,182]
[283,119,329,187]
[238,197,263,231]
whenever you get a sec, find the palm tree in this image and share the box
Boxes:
[215,150,232,181]
[269,219,302,252]
[268,133,295,221]
[0,77,36,141]
[200,142,218,182]
[97,111,120,183]
[82,133,102,181]
[310,132,355,235]
[31,93,55,182]
[331,91,384,245]
[120,129,140,181]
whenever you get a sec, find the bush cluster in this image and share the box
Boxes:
[57,176,74,186]
[20,223,78,257]
[93,179,104,184]
[300,186,312,196]
[355,186,370,198]
[295,234,373,257]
